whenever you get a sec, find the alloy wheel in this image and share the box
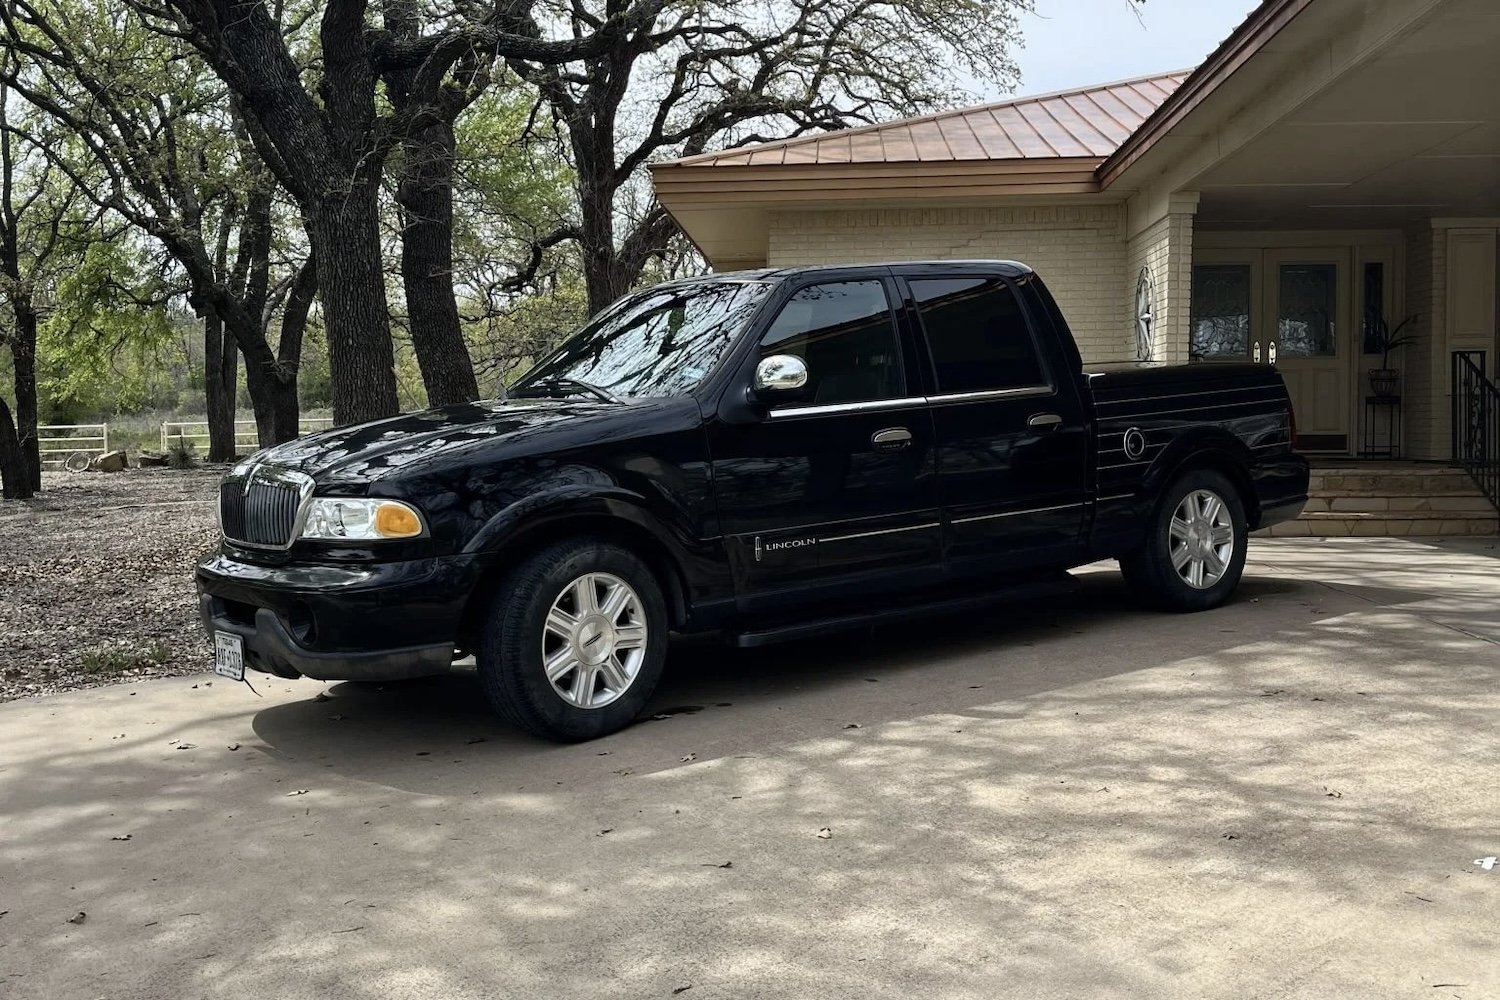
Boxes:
[541,572,648,709]
[1169,489,1235,589]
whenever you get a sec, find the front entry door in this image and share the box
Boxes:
[707,276,941,617]
[1191,249,1352,453]
[1265,250,1351,453]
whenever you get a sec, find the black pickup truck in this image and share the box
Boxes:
[198,261,1308,740]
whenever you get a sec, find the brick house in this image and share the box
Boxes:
[649,0,1500,534]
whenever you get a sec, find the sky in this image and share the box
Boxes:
[1003,0,1264,98]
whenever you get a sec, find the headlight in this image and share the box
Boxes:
[301,498,425,540]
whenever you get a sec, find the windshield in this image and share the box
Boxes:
[512,280,773,399]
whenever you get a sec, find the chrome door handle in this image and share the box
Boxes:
[1028,413,1063,431]
[871,427,912,451]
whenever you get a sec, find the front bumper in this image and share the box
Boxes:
[196,551,481,682]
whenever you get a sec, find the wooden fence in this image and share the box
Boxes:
[38,423,109,470]
[160,418,334,453]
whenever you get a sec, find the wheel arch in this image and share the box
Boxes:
[456,497,692,653]
[1143,431,1262,529]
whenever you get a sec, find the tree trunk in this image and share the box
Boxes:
[244,359,298,448]
[578,171,632,315]
[0,393,31,500]
[203,313,239,462]
[11,301,39,491]
[397,121,478,407]
[305,183,401,426]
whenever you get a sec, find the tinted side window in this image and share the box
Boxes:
[760,280,902,405]
[910,277,1047,393]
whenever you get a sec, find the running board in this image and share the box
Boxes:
[730,573,1079,648]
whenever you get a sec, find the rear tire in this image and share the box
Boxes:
[1119,469,1248,613]
[477,538,669,741]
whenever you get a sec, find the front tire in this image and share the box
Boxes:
[1119,469,1248,613]
[478,538,669,741]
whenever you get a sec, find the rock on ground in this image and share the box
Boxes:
[0,467,223,701]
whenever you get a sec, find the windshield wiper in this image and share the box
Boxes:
[513,377,621,404]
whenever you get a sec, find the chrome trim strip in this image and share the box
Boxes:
[949,502,1083,525]
[768,385,1056,419]
[1097,399,1284,421]
[769,396,928,419]
[1093,385,1282,407]
[818,522,940,544]
[925,385,1054,405]
[1097,493,1136,502]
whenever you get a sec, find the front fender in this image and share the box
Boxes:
[462,485,690,559]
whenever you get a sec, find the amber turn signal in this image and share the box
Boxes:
[375,502,423,538]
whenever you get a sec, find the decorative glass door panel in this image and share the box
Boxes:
[1277,264,1338,358]
[1190,264,1253,361]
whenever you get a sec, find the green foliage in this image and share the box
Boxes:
[81,642,170,675]
[38,238,182,413]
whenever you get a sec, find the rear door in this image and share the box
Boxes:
[706,274,941,615]
[898,268,1090,576]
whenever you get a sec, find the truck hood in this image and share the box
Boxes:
[250,397,631,485]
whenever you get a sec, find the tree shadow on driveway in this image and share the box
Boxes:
[249,568,1319,797]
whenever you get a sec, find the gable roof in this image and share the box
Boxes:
[666,70,1193,169]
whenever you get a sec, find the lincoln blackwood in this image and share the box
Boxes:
[198,261,1309,740]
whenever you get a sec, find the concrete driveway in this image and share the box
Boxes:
[2,537,1498,999]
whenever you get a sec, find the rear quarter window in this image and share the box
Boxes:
[910,277,1048,393]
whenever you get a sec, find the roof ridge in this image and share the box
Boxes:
[668,68,1195,166]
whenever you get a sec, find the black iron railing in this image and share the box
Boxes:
[1452,350,1498,510]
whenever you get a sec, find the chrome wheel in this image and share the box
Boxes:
[1169,489,1235,590]
[541,572,648,709]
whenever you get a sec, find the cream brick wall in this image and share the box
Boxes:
[766,206,1134,363]
[1125,211,1195,364]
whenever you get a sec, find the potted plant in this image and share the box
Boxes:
[1366,314,1417,399]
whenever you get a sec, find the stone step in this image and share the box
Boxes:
[1301,494,1497,514]
[1308,471,1481,495]
[1257,511,1499,537]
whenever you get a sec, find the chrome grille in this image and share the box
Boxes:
[219,465,313,549]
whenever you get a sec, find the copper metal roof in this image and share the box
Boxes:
[669,71,1193,168]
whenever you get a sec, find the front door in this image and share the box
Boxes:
[1191,249,1352,453]
[1265,250,1351,453]
[706,276,941,617]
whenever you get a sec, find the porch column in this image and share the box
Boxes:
[1126,192,1198,365]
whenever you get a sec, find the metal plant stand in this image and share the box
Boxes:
[1361,395,1401,459]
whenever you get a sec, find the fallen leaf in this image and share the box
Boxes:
[700,861,733,869]
[680,753,697,763]
[672,987,692,995]
[331,926,364,934]
[816,827,832,840]
[66,911,86,924]
[415,751,430,757]
[175,743,197,750]
[226,743,240,751]
[842,723,860,730]
[598,828,613,836]
[110,834,132,841]
[286,789,310,797]
[465,737,486,745]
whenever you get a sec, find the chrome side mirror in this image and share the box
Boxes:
[754,354,809,393]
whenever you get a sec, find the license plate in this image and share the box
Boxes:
[214,631,245,681]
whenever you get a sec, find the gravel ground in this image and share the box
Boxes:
[0,466,225,701]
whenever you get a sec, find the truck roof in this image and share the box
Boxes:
[657,260,1037,287]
